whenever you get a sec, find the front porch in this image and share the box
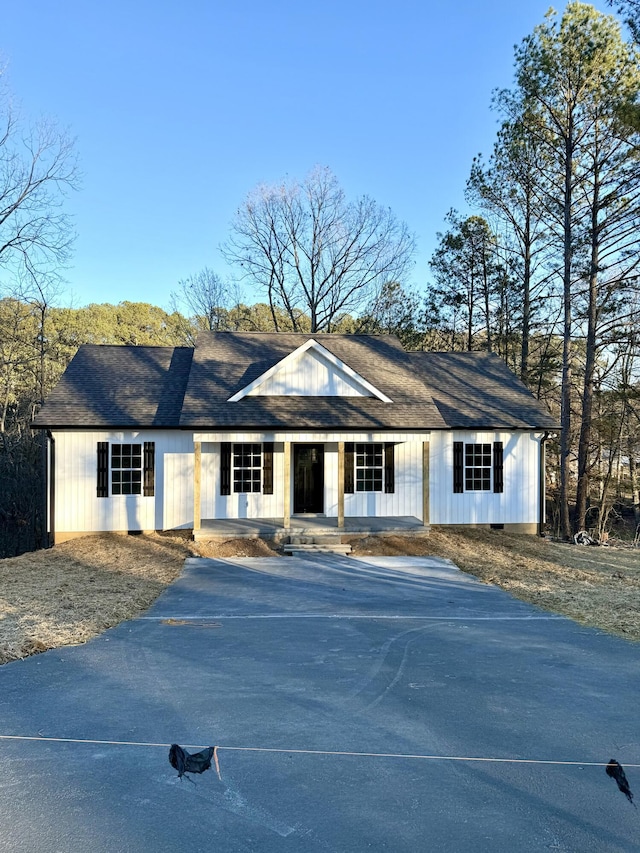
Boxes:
[192,515,428,541]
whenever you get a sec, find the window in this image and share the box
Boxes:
[112,443,142,495]
[97,441,154,498]
[453,441,503,494]
[465,443,492,491]
[356,443,383,492]
[233,443,261,493]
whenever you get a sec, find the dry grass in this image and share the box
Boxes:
[0,532,279,664]
[1,526,638,665]
[347,527,640,641]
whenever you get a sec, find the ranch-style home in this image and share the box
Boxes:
[32,332,557,543]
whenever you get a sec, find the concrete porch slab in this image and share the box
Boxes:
[193,515,427,540]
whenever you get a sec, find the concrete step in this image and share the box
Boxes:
[283,544,352,555]
[289,534,344,545]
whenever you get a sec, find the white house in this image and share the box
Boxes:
[32,332,557,542]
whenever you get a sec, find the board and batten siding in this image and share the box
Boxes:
[198,439,422,520]
[429,431,541,525]
[342,440,423,519]
[201,442,285,519]
[248,349,369,397]
[52,429,541,531]
[52,430,194,533]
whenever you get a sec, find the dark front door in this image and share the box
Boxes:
[293,444,324,513]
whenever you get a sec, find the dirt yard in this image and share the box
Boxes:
[0,527,638,664]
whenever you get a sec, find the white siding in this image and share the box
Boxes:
[52,429,541,530]
[199,440,421,520]
[163,453,194,530]
[323,444,339,518]
[429,431,540,525]
[52,430,194,533]
[203,442,285,519]
[248,349,371,397]
[344,441,423,518]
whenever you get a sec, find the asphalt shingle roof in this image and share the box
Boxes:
[409,351,558,429]
[179,332,446,429]
[32,334,557,431]
[31,346,193,428]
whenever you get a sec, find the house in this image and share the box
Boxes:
[32,332,557,543]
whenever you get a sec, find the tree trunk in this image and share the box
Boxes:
[575,166,600,532]
[483,249,492,353]
[629,433,640,525]
[559,129,575,540]
[521,198,532,384]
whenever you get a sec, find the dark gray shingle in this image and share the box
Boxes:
[32,346,193,428]
[409,351,557,429]
[32,335,557,432]
[179,332,447,429]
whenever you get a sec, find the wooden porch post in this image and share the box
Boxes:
[338,441,345,529]
[283,441,291,528]
[422,440,430,525]
[193,441,201,532]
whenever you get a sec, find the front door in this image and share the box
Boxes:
[293,444,324,514]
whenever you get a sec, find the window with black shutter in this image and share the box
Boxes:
[493,441,504,494]
[453,441,464,493]
[143,442,155,497]
[262,442,274,495]
[220,442,231,495]
[97,442,109,498]
[384,443,395,494]
[97,441,154,497]
[454,441,504,493]
[344,442,355,494]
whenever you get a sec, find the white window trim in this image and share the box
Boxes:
[355,442,384,492]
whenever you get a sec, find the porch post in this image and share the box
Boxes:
[338,441,345,529]
[283,441,291,528]
[422,441,430,525]
[193,441,201,532]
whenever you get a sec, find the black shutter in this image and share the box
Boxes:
[221,442,231,495]
[453,441,464,493]
[493,441,504,494]
[97,442,109,498]
[384,443,395,494]
[263,442,274,495]
[344,442,355,494]
[143,441,155,496]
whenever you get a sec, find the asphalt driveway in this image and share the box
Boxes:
[0,553,639,852]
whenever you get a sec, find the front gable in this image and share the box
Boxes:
[228,338,392,402]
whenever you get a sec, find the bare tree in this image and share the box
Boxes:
[170,267,240,343]
[223,166,415,332]
[0,80,78,290]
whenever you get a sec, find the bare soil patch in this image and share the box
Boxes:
[346,527,640,641]
[0,533,280,664]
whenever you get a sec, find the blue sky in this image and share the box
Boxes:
[2,1,620,310]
